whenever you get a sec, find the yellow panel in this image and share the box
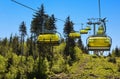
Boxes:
[98,25,104,30]
[80,29,88,34]
[69,32,80,38]
[37,34,60,44]
[87,37,111,47]
[87,36,112,51]
[97,30,104,35]
[85,26,91,30]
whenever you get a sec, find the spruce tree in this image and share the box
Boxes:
[19,21,27,55]
[114,46,120,57]
[45,14,57,32]
[31,4,48,36]
[63,16,76,63]
[63,16,74,38]
[12,35,20,55]
[30,4,48,59]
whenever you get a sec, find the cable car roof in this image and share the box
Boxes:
[80,29,88,34]
[85,26,91,30]
[37,33,61,45]
[87,36,112,51]
[69,32,80,38]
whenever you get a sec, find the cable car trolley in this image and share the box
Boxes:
[69,31,80,39]
[86,18,112,51]
[37,32,61,46]
[80,29,88,34]
[87,35,112,51]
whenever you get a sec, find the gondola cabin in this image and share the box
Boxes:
[98,25,104,30]
[69,32,80,38]
[37,33,60,45]
[85,26,91,30]
[97,30,104,35]
[97,25,104,35]
[87,36,112,51]
[80,29,88,34]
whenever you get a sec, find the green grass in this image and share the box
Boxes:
[50,43,120,79]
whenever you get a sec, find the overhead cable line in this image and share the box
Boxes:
[11,0,37,11]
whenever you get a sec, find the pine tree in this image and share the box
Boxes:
[12,34,20,55]
[63,16,76,63]
[26,37,32,57]
[45,14,57,32]
[9,34,13,47]
[0,37,9,56]
[19,21,27,55]
[78,37,84,50]
[63,16,75,46]
[31,4,48,36]
[30,4,48,59]
[114,47,120,57]
[30,4,54,78]
[63,16,74,38]
[19,21,27,37]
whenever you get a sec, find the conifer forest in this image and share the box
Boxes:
[0,1,120,79]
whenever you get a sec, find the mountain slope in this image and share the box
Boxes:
[51,44,120,79]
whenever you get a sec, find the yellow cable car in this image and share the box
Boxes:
[80,29,88,34]
[97,25,104,35]
[37,33,60,45]
[85,26,91,30]
[97,30,104,35]
[98,25,104,30]
[87,36,112,51]
[69,32,80,38]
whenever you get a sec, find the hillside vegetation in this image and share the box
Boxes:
[49,43,120,79]
[0,41,120,79]
[0,4,120,79]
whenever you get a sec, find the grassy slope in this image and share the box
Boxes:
[68,55,120,79]
[52,43,120,79]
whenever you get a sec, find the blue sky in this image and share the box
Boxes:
[0,0,120,50]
